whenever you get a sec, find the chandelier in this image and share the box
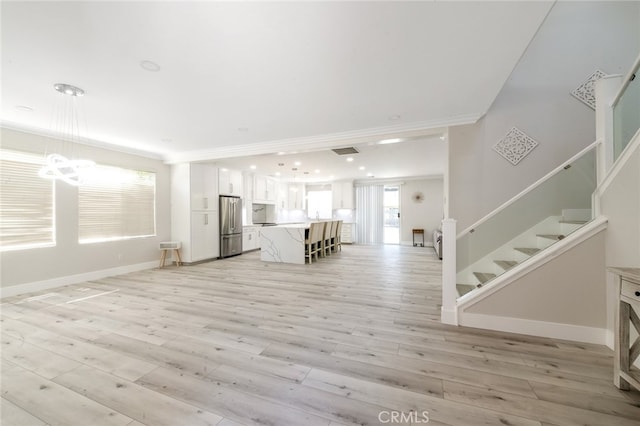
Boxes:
[38,83,95,186]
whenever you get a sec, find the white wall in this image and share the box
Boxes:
[0,127,171,295]
[449,1,640,231]
[400,178,444,246]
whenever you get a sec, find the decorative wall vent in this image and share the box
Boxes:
[571,69,607,110]
[493,127,539,166]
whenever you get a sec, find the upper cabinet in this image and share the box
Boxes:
[218,168,243,197]
[332,180,354,210]
[254,175,276,204]
[287,182,305,210]
[275,181,288,210]
[190,163,218,211]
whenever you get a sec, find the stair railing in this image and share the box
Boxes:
[612,53,640,162]
[441,140,600,324]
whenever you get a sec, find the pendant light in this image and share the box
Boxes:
[38,83,95,186]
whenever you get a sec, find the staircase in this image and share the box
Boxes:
[456,210,591,297]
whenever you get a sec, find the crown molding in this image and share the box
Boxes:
[163,113,481,164]
[0,121,165,161]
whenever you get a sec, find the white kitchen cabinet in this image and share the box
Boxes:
[243,225,260,252]
[171,163,220,263]
[190,163,218,211]
[254,175,276,204]
[191,211,220,260]
[275,181,288,210]
[341,222,355,244]
[218,168,243,196]
[242,172,254,225]
[287,183,305,210]
[332,180,354,210]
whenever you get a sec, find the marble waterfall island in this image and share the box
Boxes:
[260,224,308,264]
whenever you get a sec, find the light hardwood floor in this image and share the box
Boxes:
[2,244,639,426]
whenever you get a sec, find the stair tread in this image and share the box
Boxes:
[494,260,518,270]
[456,284,477,297]
[473,272,496,284]
[514,247,540,255]
[559,220,588,224]
[537,234,565,240]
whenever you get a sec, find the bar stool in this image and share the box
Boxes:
[159,241,183,267]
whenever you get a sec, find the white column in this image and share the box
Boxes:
[441,218,458,325]
[595,75,623,186]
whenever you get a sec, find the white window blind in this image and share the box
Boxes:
[78,165,156,243]
[355,184,384,244]
[0,149,55,251]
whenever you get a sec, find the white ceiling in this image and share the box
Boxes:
[1,1,553,181]
[218,134,447,183]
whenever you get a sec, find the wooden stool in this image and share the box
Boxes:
[412,229,425,247]
[159,241,182,267]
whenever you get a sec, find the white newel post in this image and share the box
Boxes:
[595,75,623,189]
[441,218,458,325]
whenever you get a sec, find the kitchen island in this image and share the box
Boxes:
[260,224,309,264]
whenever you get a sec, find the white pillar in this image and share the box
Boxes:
[595,75,623,186]
[441,218,458,325]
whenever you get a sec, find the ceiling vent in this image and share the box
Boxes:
[332,147,359,155]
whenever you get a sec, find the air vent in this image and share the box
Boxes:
[332,147,359,155]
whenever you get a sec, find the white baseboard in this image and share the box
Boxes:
[605,329,614,350]
[459,312,607,345]
[0,261,158,299]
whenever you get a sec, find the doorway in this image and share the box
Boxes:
[383,185,400,244]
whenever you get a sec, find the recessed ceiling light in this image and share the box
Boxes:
[346,157,354,162]
[359,166,365,170]
[15,105,34,112]
[379,138,402,145]
[250,165,257,170]
[140,60,161,72]
[389,114,401,121]
[221,168,228,172]
[440,135,446,140]
[275,172,281,176]
[329,175,335,179]
[294,161,301,166]
[276,152,286,156]
[314,169,320,173]
[367,173,374,177]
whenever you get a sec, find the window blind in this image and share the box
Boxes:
[78,165,156,243]
[355,184,384,244]
[0,150,55,251]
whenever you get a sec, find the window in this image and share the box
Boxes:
[78,165,156,243]
[306,186,332,220]
[0,149,55,251]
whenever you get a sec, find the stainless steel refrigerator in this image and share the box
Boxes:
[219,195,242,258]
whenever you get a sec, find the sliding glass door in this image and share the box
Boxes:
[355,184,401,245]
